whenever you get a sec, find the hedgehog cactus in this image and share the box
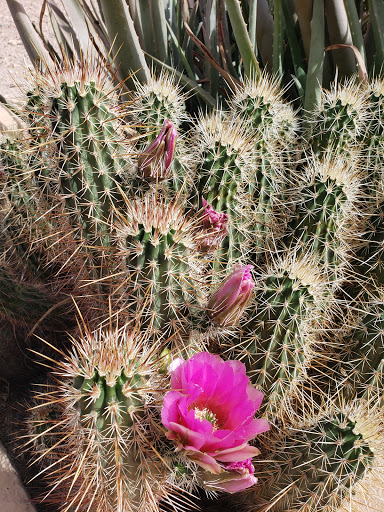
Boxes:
[2,57,384,512]
[245,401,383,512]
[28,324,179,512]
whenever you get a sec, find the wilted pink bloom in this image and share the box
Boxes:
[161,352,269,475]
[207,265,255,326]
[200,458,257,493]
[198,198,229,252]
[138,119,177,180]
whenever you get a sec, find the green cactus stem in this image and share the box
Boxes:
[113,194,210,342]
[27,324,179,512]
[283,154,368,283]
[226,253,335,416]
[191,111,273,266]
[244,402,381,512]
[308,79,370,160]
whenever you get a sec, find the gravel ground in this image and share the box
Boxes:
[0,0,56,105]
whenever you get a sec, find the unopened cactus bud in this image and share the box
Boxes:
[207,265,255,326]
[138,118,177,180]
[198,198,229,252]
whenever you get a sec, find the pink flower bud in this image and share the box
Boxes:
[138,119,177,180]
[207,265,255,326]
[201,459,258,493]
[198,199,229,252]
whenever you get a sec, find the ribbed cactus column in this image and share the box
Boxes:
[309,79,370,159]
[47,75,132,248]
[245,402,381,512]
[329,293,384,403]
[114,194,209,342]
[131,70,188,134]
[1,139,57,277]
[2,61,143,302]
[284,154,368,283]
[28,325,174,512]
[191,112,267,267]
[228,75,299,251]
[129,71,191,192]
[227,253,334,416]
[357,205,384,286]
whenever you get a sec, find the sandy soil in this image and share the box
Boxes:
[0,0,56,105]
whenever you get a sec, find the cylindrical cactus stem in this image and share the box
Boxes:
[26,323,181,512]
[131,69,189,137]
[329,288,384,403]
[225,252,335,417]
[357,203,384,286]
[244,400,383,512]
[45,73,133,246]
[308,78,370,160]
[1,138,63,278]
[359,78,384,202]
[228,74,300,244]
[284,153,369,284]
[113,194,210,343]
[228,73,299,147]
[191,111,280,267]
[129,70,192,193]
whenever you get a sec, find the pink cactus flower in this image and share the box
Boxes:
[161,352,269,475]
[201,458,258,493]
[198,198,229,252]
[207,265,255,327]
[138,119,177,180]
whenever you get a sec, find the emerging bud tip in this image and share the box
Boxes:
[138,119,177,180]
[198,198,229,252]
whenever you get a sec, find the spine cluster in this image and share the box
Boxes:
[2,60,384,512]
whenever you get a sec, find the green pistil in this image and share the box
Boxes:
[194,407,219,430]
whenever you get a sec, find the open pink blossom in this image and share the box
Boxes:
[201,458,257,493]
[198,198,229,252]
[207,265,255,327]
[161,352,269,475]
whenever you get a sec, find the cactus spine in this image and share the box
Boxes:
[2,58,384,512]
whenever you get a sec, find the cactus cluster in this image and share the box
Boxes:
[2,57,384,512]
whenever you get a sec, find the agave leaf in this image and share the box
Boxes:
[256,0,274,72]
[273,0,284,76]
[150,1,169,64]
[224,0,261,79]
[137,2,153,54]
[367,0,384,72]
[294,0,312,59]
[146,53,217,108]
[248,0,258,56]
[218,0,240,80]
[325,0,357,78]
[98,0,150,85]
[343,0,367,67]
[59,0,92,53]
[204,0,219,97]
[47,1,81,60]
[5,0,53,67]
[304,0,324,127]
[127,0,144,47]
[166,20,195,80]
[282,0,306,98]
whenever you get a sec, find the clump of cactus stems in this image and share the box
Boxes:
[2,57,384,512]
